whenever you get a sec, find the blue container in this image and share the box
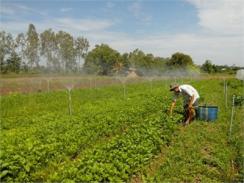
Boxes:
[196,105,218,121]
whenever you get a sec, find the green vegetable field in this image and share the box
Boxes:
[0,78,243,182]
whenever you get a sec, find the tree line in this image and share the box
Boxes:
[1,24,89,73]
[201,60,243,74]
[1,23,242,75]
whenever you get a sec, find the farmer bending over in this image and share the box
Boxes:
[169,84,200,125]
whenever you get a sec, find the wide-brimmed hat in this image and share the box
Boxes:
[169,84,179,91]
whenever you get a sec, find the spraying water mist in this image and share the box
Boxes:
[64,83,74,116]
[46,78,51,93]
[115,76,127,99]
[144,76,155,92]
[236,69,244,80]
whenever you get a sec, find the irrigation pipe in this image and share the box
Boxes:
[47,79,50,93]
[123,84,126,99]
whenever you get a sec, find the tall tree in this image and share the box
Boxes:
[128,49,155,75]
[0,31,14,73]
[128,49,146,68]
[16,33,26,60]
[121,53,129,69]
[201,60,213,73]
[56,31,76,72]
[166,52,193,68]
[75,37,89,72]
[84,44,121,75]
[40,29,59,71]
[26,24,39,68]
[201,60,221,73]
[6,52,21,73]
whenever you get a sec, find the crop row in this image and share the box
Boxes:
[47,111,180,182]
[1,85,179,181]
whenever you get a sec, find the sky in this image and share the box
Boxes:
[0,0,243,66]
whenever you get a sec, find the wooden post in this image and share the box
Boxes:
[225,81,228,108]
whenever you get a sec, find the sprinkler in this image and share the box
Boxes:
[116,76,127,99]
[225,81,228,108]
[38,79,42,92]
[93,72,99,89]
[29,79,33,92]
[64,83,74,116]
[46,78,51,93]
[94,76,97,89]
[229,95,235,140]
[89,77,92,89]
[145,76,155,92]
[223,79,228,109]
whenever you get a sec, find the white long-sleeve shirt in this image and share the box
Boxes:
[173,84,200,105]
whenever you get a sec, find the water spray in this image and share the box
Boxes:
[236,69,244,81]
[145,76,154,92]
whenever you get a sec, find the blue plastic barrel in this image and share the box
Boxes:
[196,105,218,121]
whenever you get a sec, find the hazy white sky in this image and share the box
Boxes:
[1,0,243,66]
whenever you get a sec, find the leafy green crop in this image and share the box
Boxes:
[0,82,180,181]
[1,79,242,182]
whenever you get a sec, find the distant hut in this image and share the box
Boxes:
[127,68,139,78]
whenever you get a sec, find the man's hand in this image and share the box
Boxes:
[168,109,172,116]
